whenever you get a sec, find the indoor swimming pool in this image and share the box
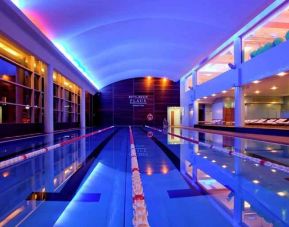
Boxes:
[0,126,288,226]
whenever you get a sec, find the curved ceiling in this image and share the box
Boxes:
[12,0,273,89]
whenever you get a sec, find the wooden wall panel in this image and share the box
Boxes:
[94,77,180,126]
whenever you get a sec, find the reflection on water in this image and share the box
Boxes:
[0,129,94,226]
[179,128,289,226]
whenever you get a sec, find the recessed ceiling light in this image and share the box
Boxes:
[222,165,227,168]
[271,169,277,173]
[271,86,278,90]
[252,179,260,184]
[222,90,227,94]
[204,96,207,99]
[212,160,216,163]
[255,90,260,94]
[253,80,260,84]
[244,46,252,51]
[212,94,216,97]
[277,72,286,76]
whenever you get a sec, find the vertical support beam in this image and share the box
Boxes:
[180,76,189,126]
[234,37,244,127]
[234,86,244,127]
[80,88,86,129]
[44,64,54,133]
[193,100,199,125]
[192,71,199,126]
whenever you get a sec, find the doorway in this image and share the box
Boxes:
[167,107,182,126]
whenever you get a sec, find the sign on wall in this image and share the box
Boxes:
[129,95,148,107]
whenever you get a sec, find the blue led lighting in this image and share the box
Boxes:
[54,162,103,226]
[10,0,100,90]
[53,41,100,89]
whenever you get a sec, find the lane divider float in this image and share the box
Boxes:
[129,126,150,227]
[145,125,289,174]
[0,126,114,170]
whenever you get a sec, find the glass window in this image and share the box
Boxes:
[64,101,72,112]
[16,106,31,123]
[243,4,289,61]
[0,80,16,103]
[34,91,41,108]
[53,84,59,97]
[15,86,32,105]
[34,74,41,91]
[17,68,31,88]
[0,104,15,123]
[63,111,68,123]
[53,97,59,111]
[0,58,17,83]
[197,44,234,85]
[64,90,72,101]
[54,111,59,123]
[34,108,43,123]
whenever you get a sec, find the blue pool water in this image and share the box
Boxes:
[0,126,288,226]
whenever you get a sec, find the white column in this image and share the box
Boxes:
[180,76,189,126]
[193,100,199,125]
[80,88,86,129]
[44,64,54,133]
[234,37,244,127]
[234,86,244,127]
[191,71,199,126]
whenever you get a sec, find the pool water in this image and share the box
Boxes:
[0,126,288,226]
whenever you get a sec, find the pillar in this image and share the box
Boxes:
[234,86,245,127]
[234,37,244,127]
[192,71,199,126]
[193,100,199,125]
[44,64,54,133]
[80,88,86,129]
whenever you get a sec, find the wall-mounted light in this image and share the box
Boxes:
[253,80,260,84]
[271,86,278,90]
[277,72,286,77]
[0,42,20,57]
[255,90,260,94]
